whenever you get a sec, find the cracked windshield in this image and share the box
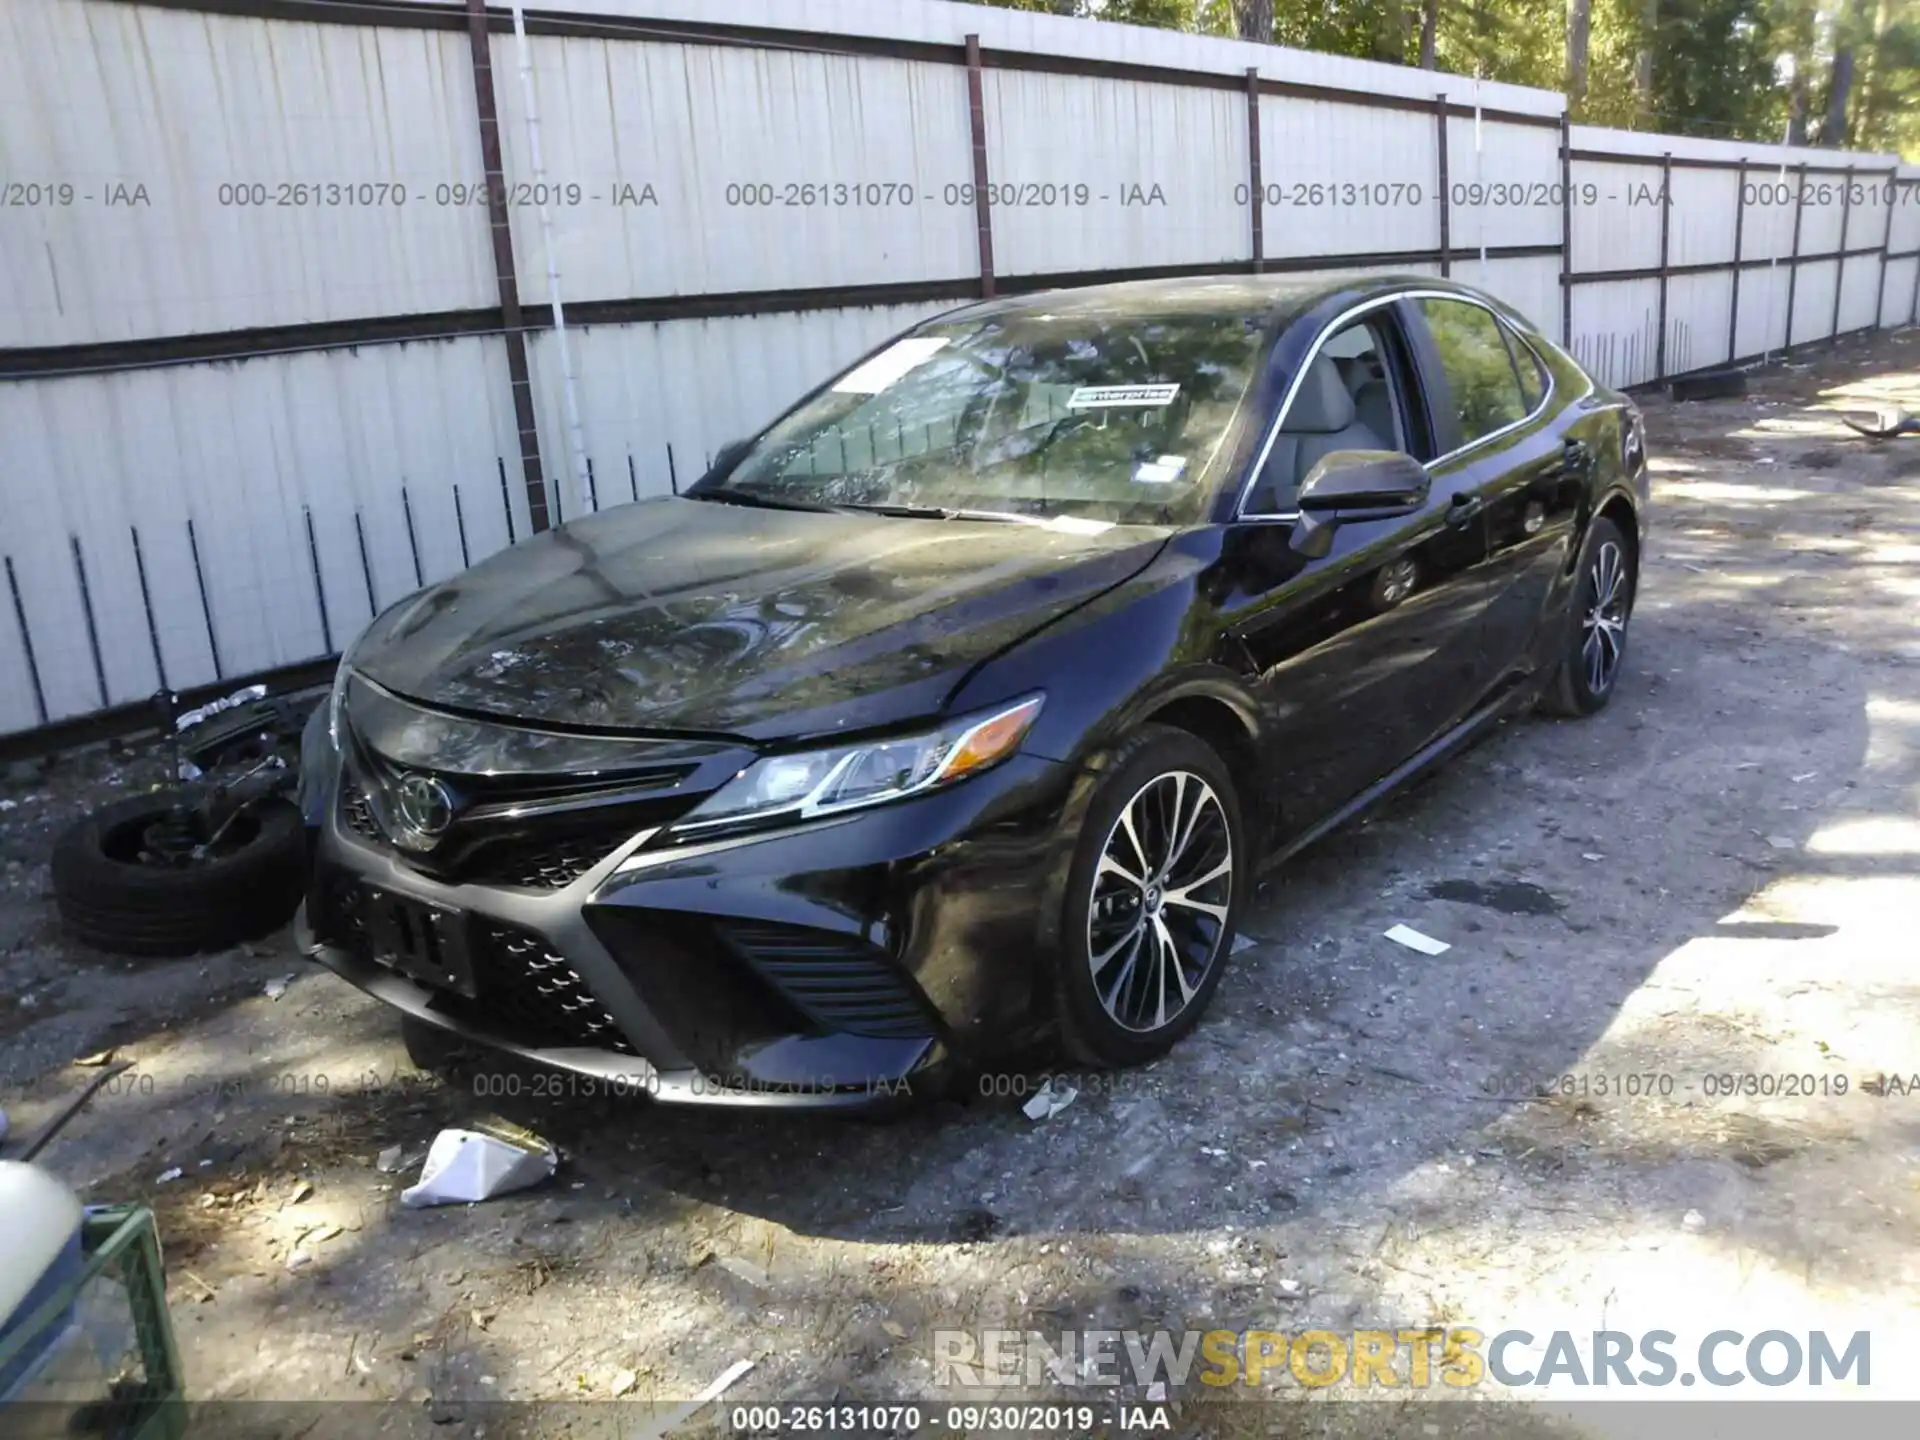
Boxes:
[713,303,1270,526]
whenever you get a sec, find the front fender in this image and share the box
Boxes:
[946,536,1272,860]
[296,702,339,830]
[946,539,1254,767]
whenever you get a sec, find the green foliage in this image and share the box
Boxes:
[958,0,1919,157]
[1104,0,1205,25]
[1646,0,1785,136]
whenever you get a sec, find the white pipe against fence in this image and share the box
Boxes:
[1472,81,1487,287]
[510,0,593,520]
[1762,156,1787,364]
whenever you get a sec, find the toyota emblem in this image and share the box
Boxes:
[391,773,456,851]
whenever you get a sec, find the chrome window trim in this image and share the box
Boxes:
[1233,287,1561,522]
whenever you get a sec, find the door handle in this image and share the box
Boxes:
[1563,438,1593,475]
[1444,493,1484,529]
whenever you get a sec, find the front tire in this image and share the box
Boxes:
[1539,515,1635,717]
[1054,726,1246,1068]
[400,1014,474,1074]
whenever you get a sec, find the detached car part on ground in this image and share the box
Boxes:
[51,688,312,957]
[297,273,1649,1109]
[1841,405,1919,440]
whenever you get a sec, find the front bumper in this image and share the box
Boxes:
[299,743,1083,1108]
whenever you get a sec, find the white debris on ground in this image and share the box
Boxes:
[399,1125,558,1209]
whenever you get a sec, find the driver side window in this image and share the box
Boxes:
[1247,316,1406,515]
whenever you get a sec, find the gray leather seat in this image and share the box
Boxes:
[1246,356,1391,513]
[1352,378,1397,448]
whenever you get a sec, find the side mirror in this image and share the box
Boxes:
[1287,452,1432,560]
[700,438,753,486]
[1296,450,1432,513]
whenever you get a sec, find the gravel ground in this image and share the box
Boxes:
[4,330,1920,1437]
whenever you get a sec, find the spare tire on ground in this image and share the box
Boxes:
[51,792,307,957]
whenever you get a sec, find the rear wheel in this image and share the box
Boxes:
[1539,516,1635,718]
[1055,726,1246,1068]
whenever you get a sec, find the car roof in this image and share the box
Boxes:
[931,272,1501,330]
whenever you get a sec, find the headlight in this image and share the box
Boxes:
[672,695,1045,835]
[326,661,353,750]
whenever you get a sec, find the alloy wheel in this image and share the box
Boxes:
[1378,557,1419,606]
[1581,539,1629,695]
[1086,770,1234,1033]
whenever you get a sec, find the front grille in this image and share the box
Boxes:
[719,921,934,1039]
[461,826,639,891]
[469,923,637,1054]
[336,772,669,891]
[341,780,382,842]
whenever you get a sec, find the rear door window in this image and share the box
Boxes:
[1414,297,1529,448]
[1503,326,1548,413]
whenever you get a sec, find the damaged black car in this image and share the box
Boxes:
[296,273,1649,1107]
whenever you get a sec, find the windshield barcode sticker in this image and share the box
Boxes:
[1065,383,1181,410]
[831,337,952,395]
[1132,455,1188,484]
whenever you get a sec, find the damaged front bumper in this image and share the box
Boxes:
[298,732,1081,1110]
[296,907,911,1109]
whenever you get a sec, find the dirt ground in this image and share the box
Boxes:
[4,329,1920,1437]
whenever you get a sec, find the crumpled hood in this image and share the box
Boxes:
[350,496,1167,743]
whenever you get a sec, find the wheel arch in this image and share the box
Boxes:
[1135,687,1273,851]
[1596,488,1641,586]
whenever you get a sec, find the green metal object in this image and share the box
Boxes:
[0,1204,186,1440]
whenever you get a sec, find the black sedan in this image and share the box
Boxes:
[295,274,1648,1107]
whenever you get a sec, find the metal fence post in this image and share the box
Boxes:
[1654,152,1672,380]
[462,0,552,537]
[1559,114,1573,347]
[965,35,996,299]
[1784,162,1807,353]
[1874,167,1896,330]
[1832,167,1853,343]
[1434,94,1451,278]
[1911,178,1920,323]
[1727,161,1747,363]
[464,0,551,534]
[1247,68,1264,274]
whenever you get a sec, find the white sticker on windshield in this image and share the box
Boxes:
[831,337,952,395]
[1066,383,1181,410]
[1132,455,1189,485]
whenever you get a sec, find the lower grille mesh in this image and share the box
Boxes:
[315,868,367,946]
[464,831,633,890]
[341,781,382,842]
[313,868,635,1057]
[471,924,637,1054]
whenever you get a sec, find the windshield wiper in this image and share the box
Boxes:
[700,492,1089,531]
[837,502,1054,527]
[691,489,843,515]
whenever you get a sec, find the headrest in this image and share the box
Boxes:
[1283,355,1357,434]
